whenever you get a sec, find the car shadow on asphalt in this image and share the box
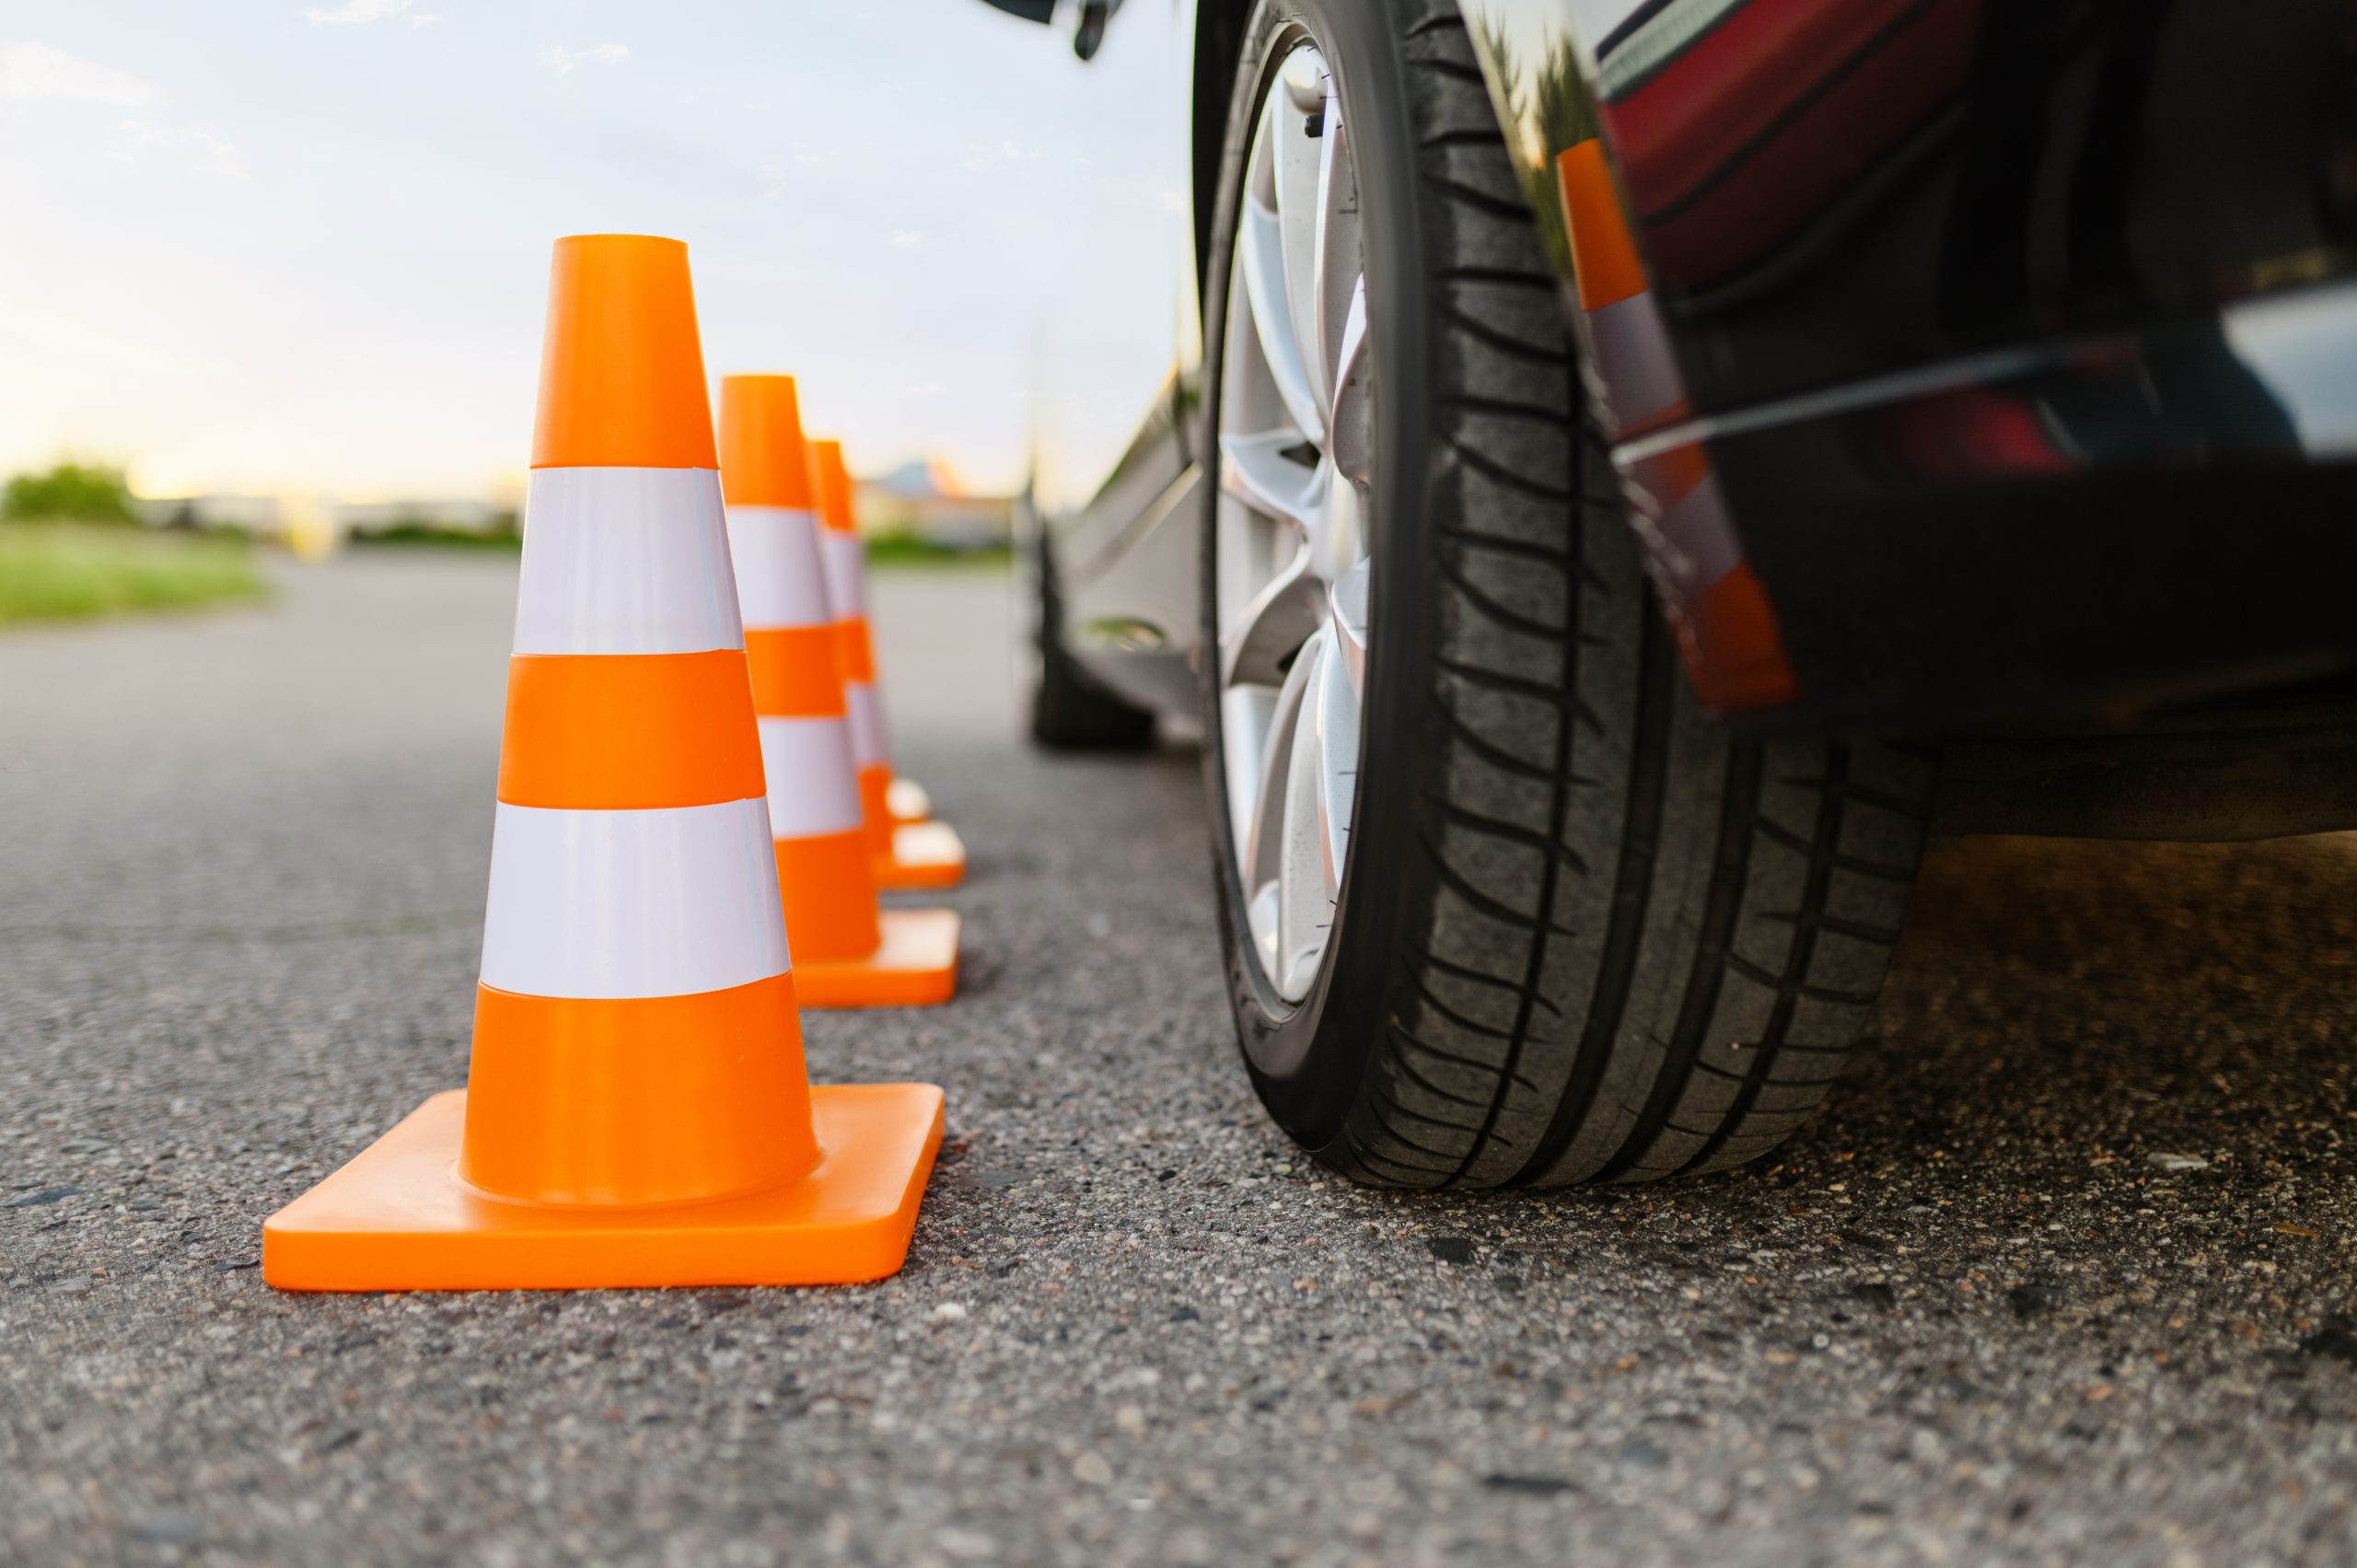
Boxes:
[1806,828,2357,1231]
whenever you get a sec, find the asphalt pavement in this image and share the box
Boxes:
[4,552,2355,1566]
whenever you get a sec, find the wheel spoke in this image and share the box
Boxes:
[1308,456,1361,586]
[1328,278,1371,487]
[1221,540,1326,690]
[1312,99,1360,424]
[1329,555,1370,695]
[1240,195,1325,444]
[1218,428,1323,530]
[1274,52,1331,421]
[1272,631,1333,1000]
[1220,684,1274,868]
[1308,621,1358,894]
[1242,634,1319,895]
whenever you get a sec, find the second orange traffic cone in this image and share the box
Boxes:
[720,375,960,1007]
[261,235,944,1290]
[810,437,968,889]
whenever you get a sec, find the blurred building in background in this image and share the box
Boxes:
[132,494,284,532]
[854,459,1011,551]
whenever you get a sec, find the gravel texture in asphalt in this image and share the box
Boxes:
[4,554,2355,1565]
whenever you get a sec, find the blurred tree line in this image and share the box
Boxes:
[1476,18,1597,284]
[3,461,136,525]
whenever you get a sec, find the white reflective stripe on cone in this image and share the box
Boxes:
[818,529,867,621]
[1582,291,1685,435]
[757,715,865,838]
[844,680,887,769]
[725,506,831,630]
[514,468,743,656]
[480,798,791,998]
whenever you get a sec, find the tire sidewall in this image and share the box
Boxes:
[1200,0,1439,1154]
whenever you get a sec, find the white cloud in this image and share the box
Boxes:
[543,42,629,75]
[0,305,182,377]
[755,145,839,202]
[957,138,1044,172]
[1,42,240,177]
[0,41,158,107]
[302,0,431,25]
[890,230,937,250]
[115,119,247,179]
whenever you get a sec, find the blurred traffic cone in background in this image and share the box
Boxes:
[810,437,968,889]
[719,375,960,1007]
[261,235,944,1291]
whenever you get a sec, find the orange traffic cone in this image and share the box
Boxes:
[719,375,960,1007]
[261,235,944,1291]
[809,437,968,889]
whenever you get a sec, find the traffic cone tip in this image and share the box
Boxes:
[719,374,819,510]
[533,233,718,471]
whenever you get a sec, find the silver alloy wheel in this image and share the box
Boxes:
[1214,40,1374,1005]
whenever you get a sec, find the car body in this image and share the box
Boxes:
[1014,0,2357,840]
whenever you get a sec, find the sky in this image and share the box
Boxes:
[0,1,1192,501]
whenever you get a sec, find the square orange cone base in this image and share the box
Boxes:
[887,777,932,825]
[877,819,965,890]
[797,907,960,1009]
[261,1084,945,1292]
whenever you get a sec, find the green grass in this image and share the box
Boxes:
[862,532,1011,571]
[0,522,267,627]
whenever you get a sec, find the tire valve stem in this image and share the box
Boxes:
[1304,113,1323,138]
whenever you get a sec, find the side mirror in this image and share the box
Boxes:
[1071,1,1116,61]
[973,0,1122,61]
[974,0,1055,22]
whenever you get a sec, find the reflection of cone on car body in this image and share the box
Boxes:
[810,437,968,889]
[1555,139,1796,714]
[719,375,960,1007]
[261,235,944,1291]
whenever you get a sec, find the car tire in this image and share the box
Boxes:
[1026,531,1157,750]
[1199,0,1937,1186]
